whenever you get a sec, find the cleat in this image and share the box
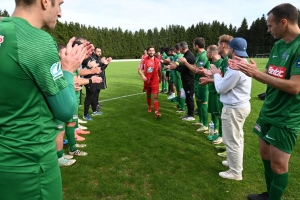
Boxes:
[76,129,90,135]
[78,118,87,124]
[212,136,223,144]
[63,153,73,160]
[75,143,87,148]
[192,122,203,126]
[215,145,226,150]
[58,157,76,167]
[155,111,161,118]
[196,125,208,132]
[218,151,227,158]
[176,109,185,113]
[78,124,88,130]
[75,133,85,141]
[148,107,152,113]
[69,149,88,156]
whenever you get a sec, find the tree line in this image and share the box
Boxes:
[1,9,300,58]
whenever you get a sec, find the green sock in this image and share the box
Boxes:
[162,82,165,91]
[212,114,218,130]
[196,101,202,123]
[200,103,208,127]
[57,149,64,159]
[269,172,289,200]
[180,98,185,111]
[263,160,273,194]
[165,82,168,91]
[65,126,76,152]
[218,118,222,137]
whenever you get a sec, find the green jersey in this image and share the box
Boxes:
[261,35,300,129]
[209,58,223,93]
[220,56,229,75]
[0,17,68,173]
[161,52,168,70]
[195,51,210,87]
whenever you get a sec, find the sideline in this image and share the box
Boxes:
[99,92,144,102]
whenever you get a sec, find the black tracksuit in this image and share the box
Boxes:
[82,53,108,115]
[175,50,195,117]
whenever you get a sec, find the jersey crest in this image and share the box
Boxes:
[50,62,63,81]
[282,51,287,59]
[0,35,4,46]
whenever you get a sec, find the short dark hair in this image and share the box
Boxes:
[15,0,55,6]
[58,44,65,51]
[147,46,155,51]
[95,47,101,51]
[194,37,205,48]
[268,3,299,24]
[175,44,180,51]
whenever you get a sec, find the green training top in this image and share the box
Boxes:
[195,51,210,87]
[209,58,223,93]
[261,34,300,129]
[0,17,68,173]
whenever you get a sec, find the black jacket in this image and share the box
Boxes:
[82,53,108,89]
[176,50,195,84]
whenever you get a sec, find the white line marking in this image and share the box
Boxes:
[99,93,144,102]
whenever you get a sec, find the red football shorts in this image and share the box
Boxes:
[143,83,159,94]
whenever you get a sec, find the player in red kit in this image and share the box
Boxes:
[138,46,162,118]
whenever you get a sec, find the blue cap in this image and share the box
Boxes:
[229,37,248,57]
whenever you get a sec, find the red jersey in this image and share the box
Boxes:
[139,56,161,86]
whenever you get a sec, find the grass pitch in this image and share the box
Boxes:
[61,58,300,200]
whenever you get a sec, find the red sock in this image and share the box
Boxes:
[147,99,151,107]
[154,101,159,112]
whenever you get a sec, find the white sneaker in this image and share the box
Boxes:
[222,160,229,167]
[182,116,195,121]
[212,136,223,144]
[196,125,208,132]
[167,93,175,99]
[76,143,87,148]
[192,122,203,126]
[58,157,76,167]
[78,118,87,124]
[219,170,242,180]
[63,153,74,160]
[78,124,88,130]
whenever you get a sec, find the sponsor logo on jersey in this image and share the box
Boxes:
[254,123,261,132]
[267,65,286,79]
[296,59,300,68]
[0,35,4,46]
[147,67,154,73]
[272,55,278,58]
[50,62,63,81]
[282,51,287,59]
